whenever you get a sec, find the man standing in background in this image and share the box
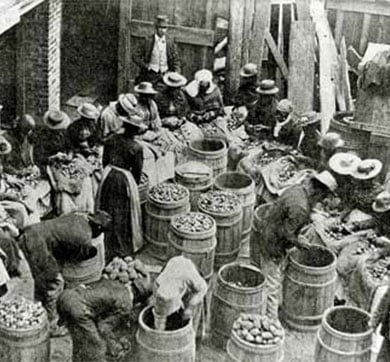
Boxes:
[133,15,181,87]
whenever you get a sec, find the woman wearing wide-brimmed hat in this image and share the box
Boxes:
[96,112,147,261]
[233,63,260,110]
[245,79,279,139]
[32,110,70,174]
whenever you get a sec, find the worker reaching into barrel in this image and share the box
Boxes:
[250,171,338,319]
[58,255,206,362]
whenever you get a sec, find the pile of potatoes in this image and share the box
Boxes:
[232,313,284,346]
[102,256,147,284]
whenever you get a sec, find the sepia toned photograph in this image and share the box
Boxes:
[0,0,389,360]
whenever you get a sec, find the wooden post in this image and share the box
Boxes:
[242,0,255,65]
[296,0,311,20]
[334,11,344,47]
[339,37,353,111]
[226,0,245,103]
[117,0,133,95]
[202,0,213,69]
[288,20,315,115]
[249,0,271,75]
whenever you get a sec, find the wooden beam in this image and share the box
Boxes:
[117,0,133,94]
[339,37,354,111]
[265,30,289,79]
[249,0,271,74]
[288,20,315,114]
[311,0,338,132]
[226,0,245,102]
[202,0,214,68]
[326,0,390,18]
[347,45,362,70]
[18,0,45,16]
[242,0,255,65]
[130,20,215,47]
[296,0,311,20]
[334,10,344,47]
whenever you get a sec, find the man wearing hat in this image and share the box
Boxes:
[154,72,189,128]
[66,103,101,155]
[245,79,279,139]
[133,15,180,86]
[17,210,112,336]
[233,63,260,110]
[250,171,337,319]
[32,110,70,174]
[98,94,140,142]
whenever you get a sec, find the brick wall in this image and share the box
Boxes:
[17,0,62,119]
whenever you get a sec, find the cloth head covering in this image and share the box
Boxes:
[276,99,293,113]
[373,191,390,213]
[185,69,216,98]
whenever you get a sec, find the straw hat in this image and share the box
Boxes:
[77,103,100,120]
[163,72,187,88]
[43,110,71,130]
[256,80,279,95]
[118,93,139,114]
[0,136,11,155]
[276,99,293,114]
[313,171,338,192]
[240,63,258,78]
[328,153,361,175]
[134,82,158,95]
[185,69,216,97]
[372,191,390,213]
[352,159,382,180]
[318,132,345,150]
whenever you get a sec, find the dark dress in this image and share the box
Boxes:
[99,135,143,261]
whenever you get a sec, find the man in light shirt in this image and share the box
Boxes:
[133,15,180,87]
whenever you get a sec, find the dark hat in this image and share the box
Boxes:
[134,82,159,95]
[155,15,169,28]
[240,63,258,78]
[256,79,279,95]
[43,110,71,130]
[163,72,187,88]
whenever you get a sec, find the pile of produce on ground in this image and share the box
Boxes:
[324,221,352,241]
[232,314,284,345]
[102,256,147,284]
[198,191,241,213]
[278,160,297,183]
[0,297,45,329]
[367,256,390,282]
[148,182,188,203]
[353,233,379,255]
[314,196,342,217]
[172,212,214,233]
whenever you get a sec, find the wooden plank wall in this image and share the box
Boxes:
[327,0,390,57]
[129,0,229,85]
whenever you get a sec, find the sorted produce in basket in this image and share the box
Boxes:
[232,314,284,345]
[102,256,147,284]
[0,297,45,329]
[198,191,241,213]
[148,182,188,203]
[324,221,352,240]
[367,256,390,281]
[172,212,214,233]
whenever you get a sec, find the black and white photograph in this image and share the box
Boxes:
[0,0,389,360]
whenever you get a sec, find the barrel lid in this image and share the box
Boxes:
[175,162,212,181]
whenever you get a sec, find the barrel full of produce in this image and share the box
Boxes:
[214,172,255,255]
[227,314,284,362]
[144,182,190,260]
[0,297,50,362]
[282,246,337,332]
[168,212,217,281]
[210,262,266,349]
[187,139,228,177]
[174,161,213,210]
[198,191,243,269]
[136,305,195,362]
[315,306,373,362]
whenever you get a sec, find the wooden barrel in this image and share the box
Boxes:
[175,162,213,210]
[282,246,337,332]
[187,139,228,177]
[226,329,284,362]
[315,306,373,362]
[0,316,50,362]
[144,184,190,260]
[197,191,243,270]
[168,212,217,281]
[136,305,195,362]
[214,172,256,249]
[62,234,105,288]
[249,203,272,268]
[328,111,370,157]
[210,263,266,349]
